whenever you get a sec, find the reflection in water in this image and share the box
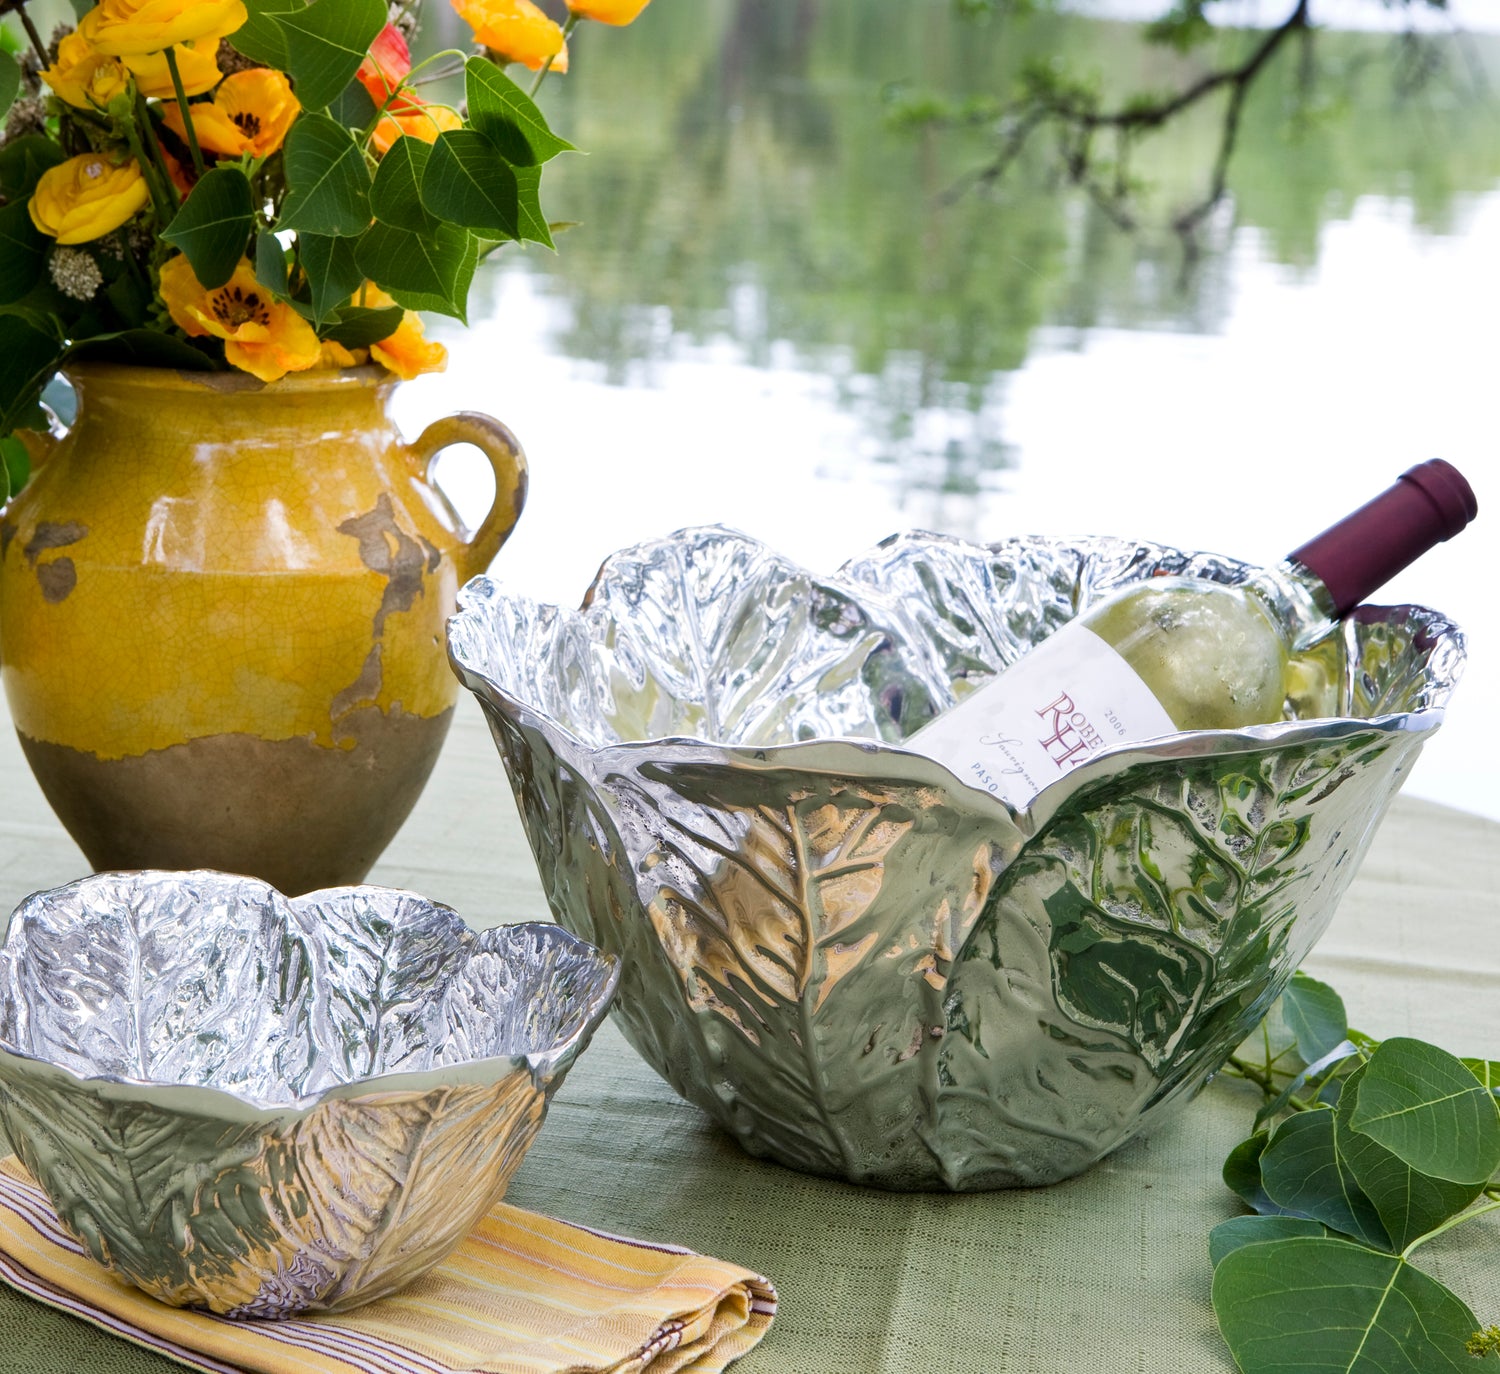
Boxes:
[419,0,1499,498]
[404,1,1498,819]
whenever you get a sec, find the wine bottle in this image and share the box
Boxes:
[905,460,1478,808]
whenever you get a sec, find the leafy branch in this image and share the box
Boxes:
[889,0,1467,258]
[1211,971,1500,1371]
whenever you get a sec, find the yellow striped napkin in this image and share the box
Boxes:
[0,1156,775,1374]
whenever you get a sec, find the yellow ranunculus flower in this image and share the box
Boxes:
[160,69,300,159]
[359,284,448,380]
[124,39,222,99]
[566,0,652,24]
[82,0,247,58]
[41,30,131,108]
[29,154,150,245]
[452,0,566,72]
[159,255,322,384]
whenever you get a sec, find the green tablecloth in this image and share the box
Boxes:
[1,699,1497,1373]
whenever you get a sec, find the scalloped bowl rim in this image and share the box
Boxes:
[447,522,1452,829]
[0,874,622,1120]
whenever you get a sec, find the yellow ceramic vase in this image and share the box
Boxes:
[0,363,527,893]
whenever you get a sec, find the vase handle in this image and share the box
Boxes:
[407,412,528,583]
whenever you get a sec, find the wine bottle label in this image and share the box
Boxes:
[904,622,1179,808]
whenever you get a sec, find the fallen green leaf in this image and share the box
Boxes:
[1281,971,1348,1065]
[1259,1108,1389,1249]
[1213,1235,1477,1373]
[1208,1214,1324,1269]
[1351,1037,1500,1186]
[1335,1063,1484,1252]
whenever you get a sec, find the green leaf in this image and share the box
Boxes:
[1334,1063,1484,1253]
[255,231,290,297]
[101,269,150,329]
[319,303,402,347]
[161,167,255,291]
[1207,1214,1324,1268]
[1213,1236,1478,1373]
[327,78,377,131]
[0,200,47,307]
[370,137,439,234]
[1253,1037,1361,1133]
[1350,1037,1500,1186]
[277,112,372,237]
[1,433,29,504]
[0,315,64,436]
[1260,1109,1389,1248]
[355,221,475,322]
[66,331,220,369]
[296,231,362,321]
[421,130,519,237]
[0,136,65,201]
[1223,1130,1292,1217]
[0,50,20,123]
[513,164,555,249]
[277,0,386,111]
[230,0,302,69]
[1462,1057,1500,1099]
[1281,971,1347,1065]
[464,58,575,166]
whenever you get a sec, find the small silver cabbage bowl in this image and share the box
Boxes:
[0,871,619,1315]
[447,527,1463,1192]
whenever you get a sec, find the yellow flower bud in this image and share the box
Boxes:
[82,0,247,59]
[566,0,652,24]
[41,30,131,109]
[28,154,150,246]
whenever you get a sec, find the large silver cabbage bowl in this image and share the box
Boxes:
[0,872,619,1315]
[447,527,1463,1192]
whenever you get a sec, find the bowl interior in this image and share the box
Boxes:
[0,872,613,1106]
[448,527,1464,755]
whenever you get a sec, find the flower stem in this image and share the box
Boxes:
[359,47,467,150]
[124,95,179,222]
[529,14,578,98]
[12,2,49,67]
[163,47,206,178]
[1402,1198,1500,1260]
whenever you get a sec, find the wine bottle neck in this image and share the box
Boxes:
[1286,460,1477,618]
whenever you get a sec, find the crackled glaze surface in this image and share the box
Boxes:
[0,872,618,1315]
[448,527,1462,1190]
[0,364,527,892]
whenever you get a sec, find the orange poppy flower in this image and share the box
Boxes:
[159,145,195,199]
[370,102,462,157]
[567,0,652,23]
[359,285,448,380]
[160,254,321,383]
[160,68,300,159]
[357,23,422,115]
[452,0,567,72]
[315,340,368,370]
